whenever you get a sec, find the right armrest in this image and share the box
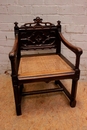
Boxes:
[59,32,83,69]
[59,32,83,55]
[9,34,18,59]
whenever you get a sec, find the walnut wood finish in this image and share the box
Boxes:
[9,17,83,115]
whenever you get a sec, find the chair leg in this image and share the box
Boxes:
[20,84,24,95]
[70,79,78,107]
[55,80,59,85]
[13,85,22,116]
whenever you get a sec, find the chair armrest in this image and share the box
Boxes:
[9,34,18,58]
[9,34,20,75]
[59,32,83,70]
[59,32,83,56]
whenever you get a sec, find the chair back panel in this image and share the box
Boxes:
[19,28,58,50]
[15,17,61,51]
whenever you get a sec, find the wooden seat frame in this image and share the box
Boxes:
[9,17,83,115]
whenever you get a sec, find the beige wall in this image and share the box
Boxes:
[0,0,87,80]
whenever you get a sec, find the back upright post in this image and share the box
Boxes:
[14,22,19,37]
[56,20,61,54]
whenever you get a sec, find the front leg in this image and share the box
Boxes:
[12,77,22,116]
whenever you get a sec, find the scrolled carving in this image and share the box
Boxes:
[20,30,56,50]
[20,17,54,28]
[19,17,58,50]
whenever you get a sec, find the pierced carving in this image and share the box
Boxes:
[21,17,54,28]
[20,30,56,49]
[19,17,58,50]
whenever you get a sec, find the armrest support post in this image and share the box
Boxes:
[9,56,18,75]
[75,54,81,70]
[9,34,20,75]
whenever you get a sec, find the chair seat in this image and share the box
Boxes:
[18,54,74,78]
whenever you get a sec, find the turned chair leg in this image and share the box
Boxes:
[13,85,22,116]
[70,79,78,107]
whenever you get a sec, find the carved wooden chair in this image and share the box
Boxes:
[9,17,83,115]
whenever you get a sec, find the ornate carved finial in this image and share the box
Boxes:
[33,17,43,26]
[57,20,61,26]
[14,22,19,36]
[57,20,61,32]
[14,22,18,27]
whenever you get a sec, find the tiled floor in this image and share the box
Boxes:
[0,74,87,130]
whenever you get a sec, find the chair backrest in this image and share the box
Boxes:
[14,17,61,53]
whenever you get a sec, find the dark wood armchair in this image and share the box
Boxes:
[9,17,83,115]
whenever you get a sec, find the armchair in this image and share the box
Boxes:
[9,17,83,115]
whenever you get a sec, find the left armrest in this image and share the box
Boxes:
[9,34,19,58]
[59,32,83,69]
[9,34,20,75]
